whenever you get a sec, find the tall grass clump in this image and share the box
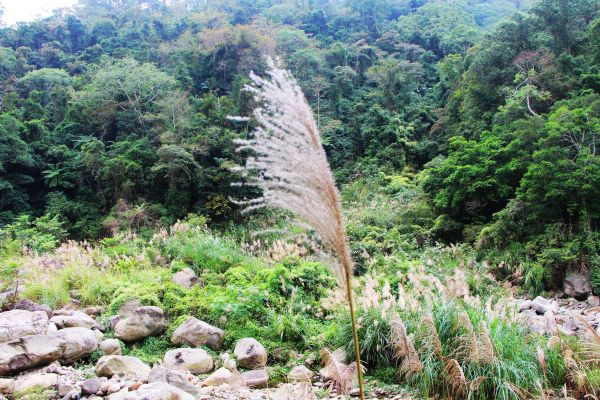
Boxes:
[332,267,571,400]
[232,58,365,398]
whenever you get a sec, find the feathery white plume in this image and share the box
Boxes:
[233,58,353,290]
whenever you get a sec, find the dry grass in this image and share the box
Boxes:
[320,348,359,395]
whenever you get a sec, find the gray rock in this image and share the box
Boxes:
[11,299,53,319]
[147,366,201,397]
[53,327,99,364]
[0,378,14,395]
[241,369,268,388]
[14,373,58,394]
[0,335,66,375]
[163,348,213,374]
[81,377,103,396]
[531,296,559,315]
[287,365,314,382]
[202,367,232,386]
[171,317,224,350]
[51,311,98,329]
[58,381,78,397]
[100,339,122,355]
[82,306,104,316]
[234,338,267,369]
[564,272,592,300]
[519,300,533,311]
[0,310,50,343]
[114,306,165,342]
[95,356,151,379]
[172,268,202,289]
[117,300,143,318]
[107,382,194,400]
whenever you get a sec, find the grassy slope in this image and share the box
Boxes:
[1,176,599,398]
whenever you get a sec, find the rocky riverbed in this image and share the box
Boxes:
[1,276,599,400]
[0,295,413,400]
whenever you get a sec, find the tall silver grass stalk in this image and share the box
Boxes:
[232,58,365,399]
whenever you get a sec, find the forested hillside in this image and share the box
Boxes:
[0,1,600,399]
[1,0,599,292]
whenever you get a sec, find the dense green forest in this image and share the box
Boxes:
[1,0,599,292]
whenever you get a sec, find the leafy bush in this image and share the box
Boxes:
[1,214,66,253]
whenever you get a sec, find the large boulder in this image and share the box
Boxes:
[171,317,224,350]
[564,273,592,300]
[51,311,98,329]
[234,338,267,369]
[172,268,202,289]
[53,327,99,364]
[163,348,213,374]
[95,356,151,379]
[107,382,194,400]
[241,369,268,388]
[0,310,50,343]
[148,366,201,397]
[114,306,165,342]
[0,335,65,375]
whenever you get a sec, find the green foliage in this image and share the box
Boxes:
[123,336,173,364]
[13,387,56,400]
[1,214,66,253]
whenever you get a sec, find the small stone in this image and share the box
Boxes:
[100,339,122,355]
[109,382,195,400]
[148,366,201,397]
[240,369,268,388]
[172,268,202,289]
[51,311,98,329]
[519,300,533,311]
[233,338,267,369]
[532,296,559,315]
[14,373,58,394]
[171,316,224,350]
[288,365,314,382]
[82,306,104,316]
[58,382,77,397]
[164,348,213,374]
[81,378,102,396]
[202,367,232,386]
[95,355,151,379]
[106,383,121,394]
[12,299,53,318]
[117,300,143,318]
[113,306,165,342]
[0,378,14,395]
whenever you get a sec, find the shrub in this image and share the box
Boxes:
[2,214,66,253]
[337,308,393,368]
